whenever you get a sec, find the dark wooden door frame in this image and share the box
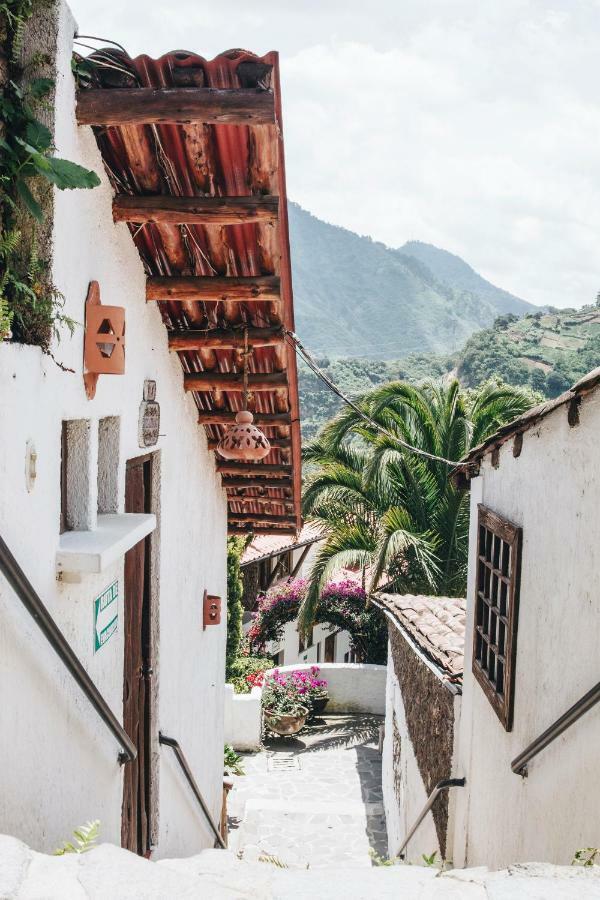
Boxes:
[324,632,336,663]
[122,454,155,855]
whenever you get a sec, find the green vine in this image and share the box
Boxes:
[0,0,100,351]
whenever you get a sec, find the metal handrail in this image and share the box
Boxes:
[0,534,136,764]
[397,777,465,859]
[159,732,226,848]
[511,680,600,776]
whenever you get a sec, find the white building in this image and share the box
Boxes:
[0,1,300,859]
[241,526,356,665]
[379,367,600,869]
[376,594,464,863]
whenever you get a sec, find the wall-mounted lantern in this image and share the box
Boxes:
[83,280,126,400]
[203,590,221,629]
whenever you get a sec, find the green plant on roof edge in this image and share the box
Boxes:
[1,0,100,354]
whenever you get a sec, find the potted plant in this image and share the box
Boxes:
[291,666,329,720]
[262,670,309,736]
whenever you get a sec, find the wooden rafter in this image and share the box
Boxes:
[223,477,292,490]
[146,275,280,303]
[76,87,275,126]
[217,462,292,476]
[230,494,293,507]
[169,326,284,351]
[184,371,287,392]
[198,411,290,425]
[113,194,279,225]
[228,513,296,526]
[228,526,297,536]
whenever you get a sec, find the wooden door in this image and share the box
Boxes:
[324,632,336,663]
[122,455,153,855]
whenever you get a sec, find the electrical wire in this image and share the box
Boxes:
[284,330,459,468]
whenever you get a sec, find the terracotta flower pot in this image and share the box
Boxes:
[264,706,309,735]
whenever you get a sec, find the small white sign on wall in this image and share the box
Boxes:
[94,580,118,653]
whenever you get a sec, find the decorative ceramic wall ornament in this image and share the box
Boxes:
[138,380,160,448]
[83,281,126,400]
[217,328,271,460]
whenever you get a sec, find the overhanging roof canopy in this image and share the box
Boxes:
[78,47,302,535]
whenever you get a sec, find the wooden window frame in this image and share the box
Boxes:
[472,504,522,731]
[60,421,68,534]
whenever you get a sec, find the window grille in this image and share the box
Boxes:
[473,504,522,730]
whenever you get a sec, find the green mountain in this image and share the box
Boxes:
[398,241,532,318]
[456,308,600,396]
[298,307,600,441]
[288,202,534,360]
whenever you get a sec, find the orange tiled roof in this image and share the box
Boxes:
[377,593,466,679]
[241,522,323,565]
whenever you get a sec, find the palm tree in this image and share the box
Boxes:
[299,378,533,629]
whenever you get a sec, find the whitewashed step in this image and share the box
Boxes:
[3,834,600,900]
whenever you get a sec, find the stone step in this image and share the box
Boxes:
[3,834,600,899]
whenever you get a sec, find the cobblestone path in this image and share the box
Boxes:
[227,714,387,868]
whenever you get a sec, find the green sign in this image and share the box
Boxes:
[94,580,118,652]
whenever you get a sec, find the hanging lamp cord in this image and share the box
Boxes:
[242,326,250,409]
[284,329,459,468]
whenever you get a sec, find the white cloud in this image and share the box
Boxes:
[69,0,600,307]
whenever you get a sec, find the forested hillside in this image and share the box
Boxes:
[457,307,600,396]
[289,203,533,360]
[298,308,600,439]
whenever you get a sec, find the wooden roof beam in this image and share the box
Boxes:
[113,194,279,225]
[169,326,284,351]
[199,411,290,426]
[228,513,297,526]
[184,371,287,392]
[217,462,292,476]
[76,87,275,126]
[228,526,298,536]
[223,477,292,490]
[229,496,294,509]
[147,275,280,303]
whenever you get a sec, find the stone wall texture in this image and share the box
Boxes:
[389,627,455,855]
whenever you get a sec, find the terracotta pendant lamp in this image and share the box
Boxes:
[217,328,271,461]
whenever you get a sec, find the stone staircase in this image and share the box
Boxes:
[3,835,600,899]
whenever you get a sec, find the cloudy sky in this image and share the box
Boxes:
[69,0,600,308]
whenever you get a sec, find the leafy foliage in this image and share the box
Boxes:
[54,820,100,856]
[457,308,600,398]
[226,536,247,679]
[261,669,311,718]
[300,378,534,627]
[0,0,99,351]
[247,577,387,664]
[224,744,245,776]
[572,847,600,867]
[228,653,273,694]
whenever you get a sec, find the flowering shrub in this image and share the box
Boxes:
[248,578,387,664]
[228,654,273,694]
[247,578,308,649]
[245,670,265,689]
[262,669,311,717]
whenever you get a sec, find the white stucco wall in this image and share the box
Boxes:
[270,663,386,714]
[452,389,600,869]
[0,2,227,857]
[223,684,262,751]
